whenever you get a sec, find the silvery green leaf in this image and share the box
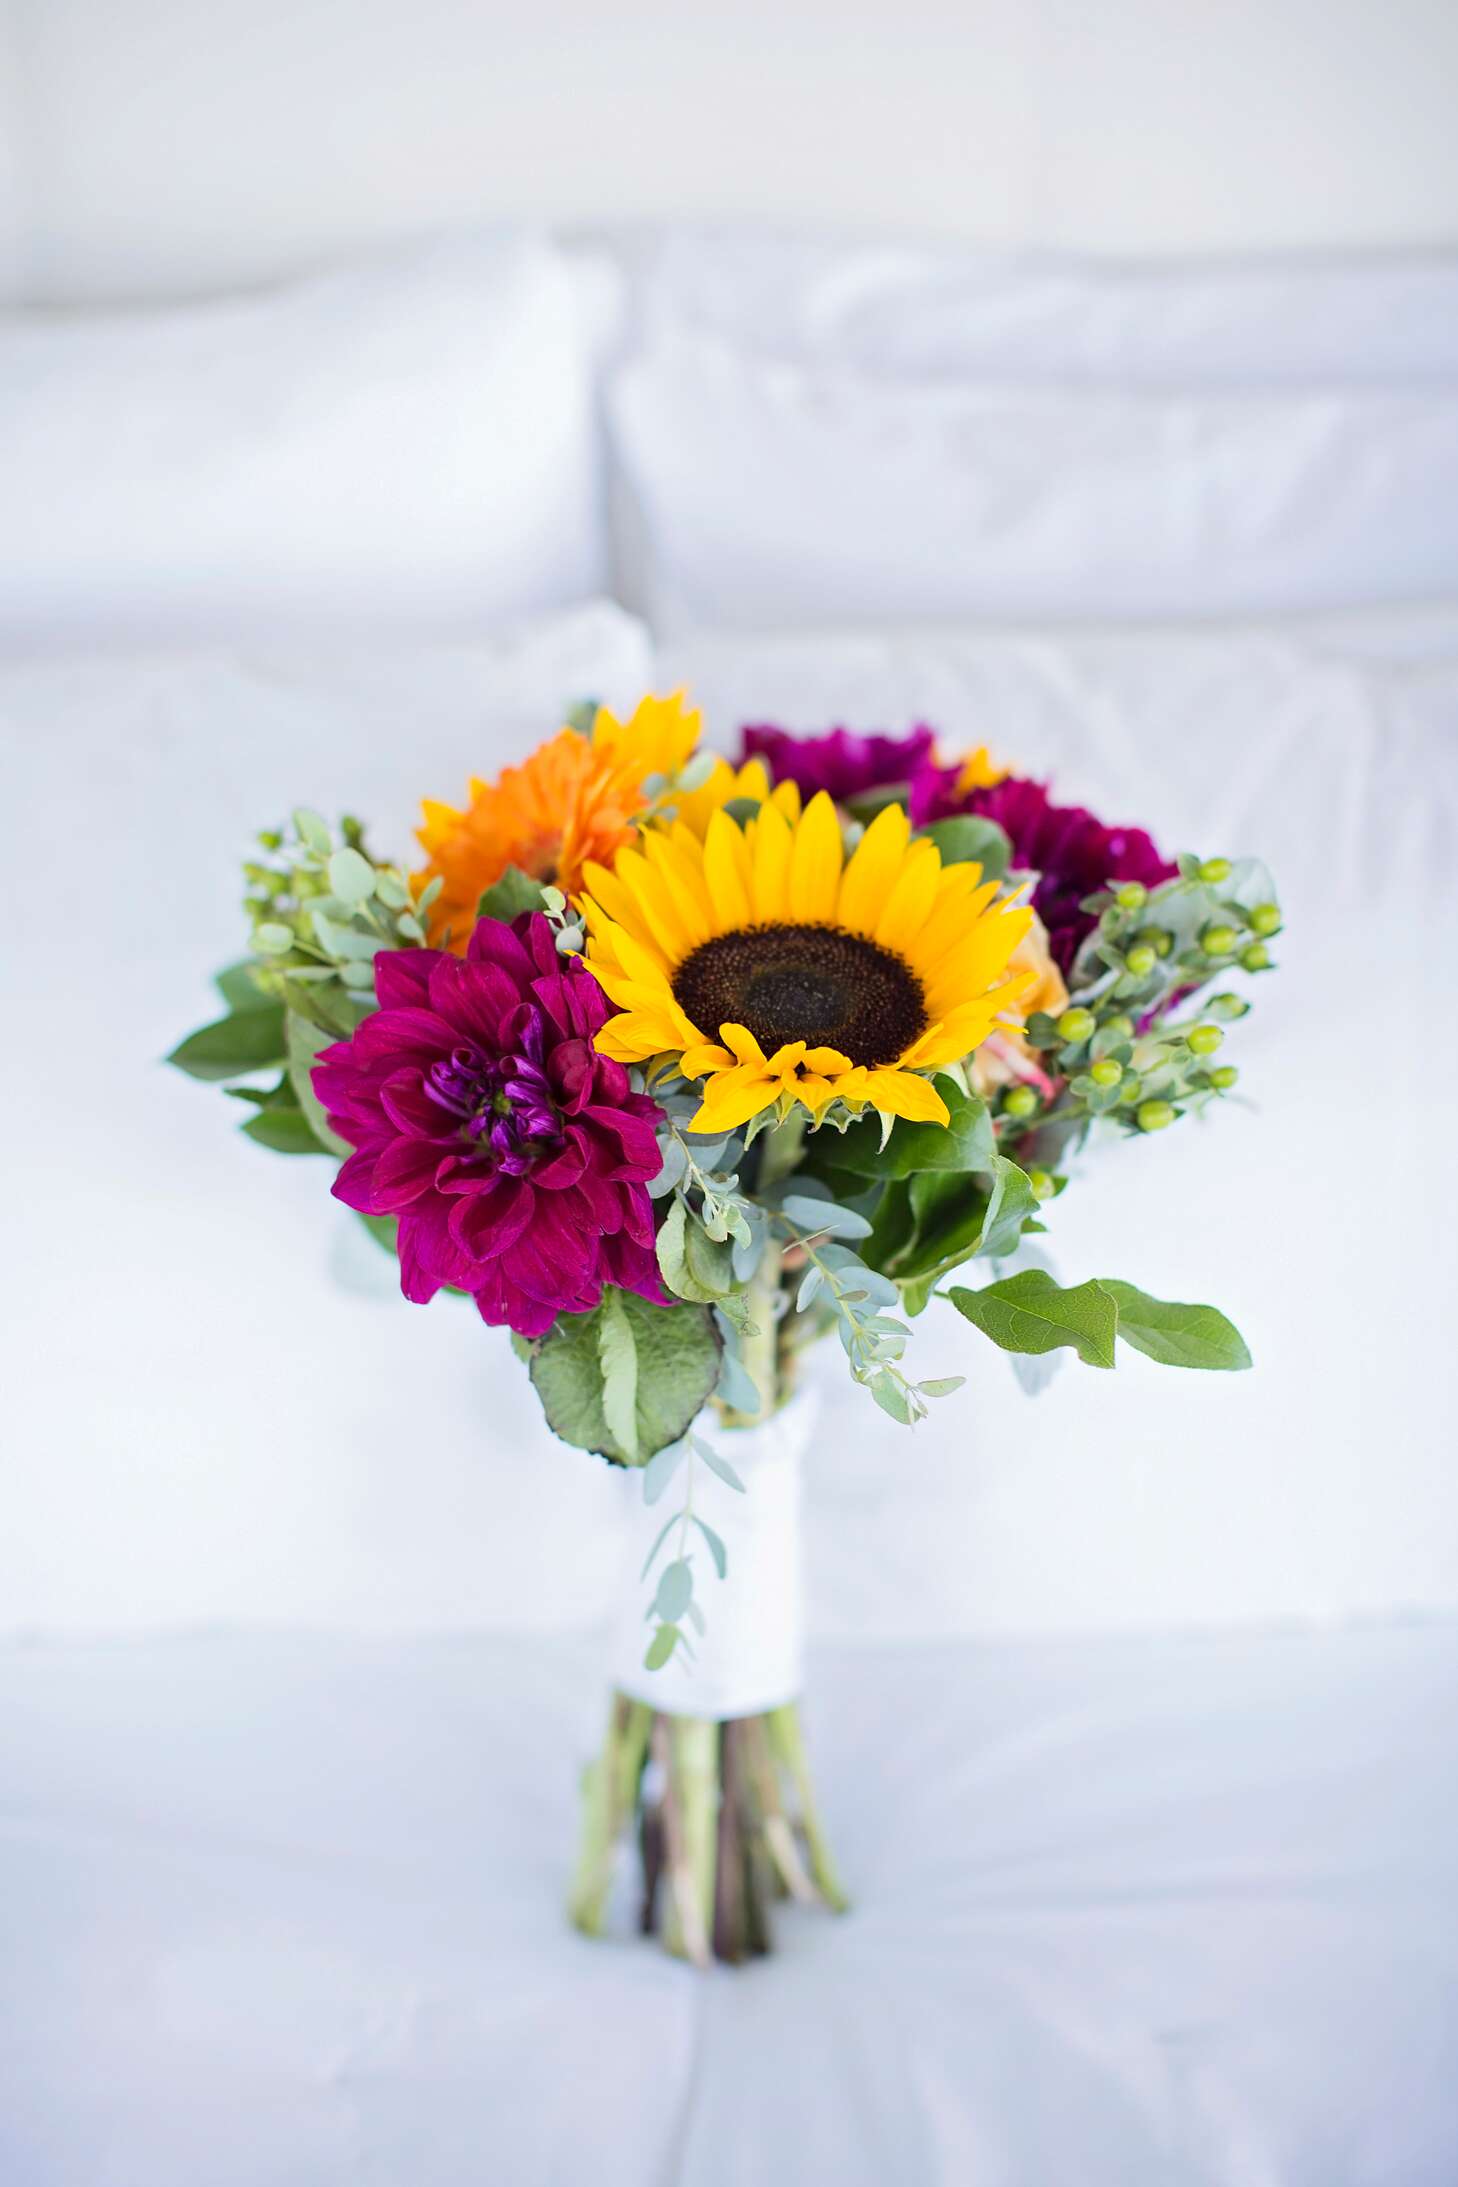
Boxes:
[372,869,409,909]
[685,1599,707,1636]
[541,885,566,915]
[415,876,444,914]
[395,913,425,944]
[648,1137,688,1199]
[684,1135,732,1168]
[555,925,584,955]
[328,847,376,904]
[642,1439,688,1508]
[715,1350,761,1415]
[692,1516,728,1580]
[692,1438,746,1494]
[255,922,294,955]
[797,1266,824,1311]
[638,1510,680,1577]
[654,1559,694,1622]
[644,1624,679,1672]
[293,807,331,855]
[869,1372,916,1425]
[782,1196,874,1239]
[918,1376,966,1399]
[339,960,376,989]
[675,749,719,792]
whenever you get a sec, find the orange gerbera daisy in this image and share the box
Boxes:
[414,694,702,948]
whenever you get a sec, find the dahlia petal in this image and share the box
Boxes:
[331,1147,386,1213]
[378,1068,454,1138]
[373,948,441,1011]
[371,1135,450,1210]
[465,914,536,985]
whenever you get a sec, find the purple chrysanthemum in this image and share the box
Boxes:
[740,723,938,806]
[915,770,1179,972]
[312,913,665,1338]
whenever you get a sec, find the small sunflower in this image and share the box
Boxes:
[580,791,1034,1134]
[414,694,701,947]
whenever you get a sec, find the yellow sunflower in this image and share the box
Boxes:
[414,693,702,946]
[580,791,1034,1133]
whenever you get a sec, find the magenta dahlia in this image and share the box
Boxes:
[740,722,938,807]
[312,914,665,1338]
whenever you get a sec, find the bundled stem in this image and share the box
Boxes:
[569,1110,846,1963]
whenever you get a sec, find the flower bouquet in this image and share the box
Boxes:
[170,695,1280,1964]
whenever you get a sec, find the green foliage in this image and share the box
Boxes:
[167,1006,286,1082]
[948,1269,1119,1367]
[476,864,547,922]
[528,1289,723,1465]
[240,1106,331,1156]
[949,1269,1251,1373]
[829,1079,997,1181]
[284,1011,352,1157]
[1096,1282,1252,1370]
[913,814,1012,879]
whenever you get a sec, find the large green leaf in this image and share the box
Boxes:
[1099,1281,1252,1370]
[285,1011,352,1157]
[976,1157,1041,1261]
[168,1005,286,1081]
[913,815,1012,880]
[530,1290,723,1465]
[240,1106,330,1156]
[829,1081,996,1181]
[214,961,273,1012]
[948,1269,1118,1368]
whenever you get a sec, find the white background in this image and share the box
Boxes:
[2,0,1458,300]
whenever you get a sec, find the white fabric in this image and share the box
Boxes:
[611,238,1458,629]
[609,1399,811,1719]
[0,605,655,1638]
[640,231,1458,383]
[1,1621,1453,2185]
[0,234,609,644]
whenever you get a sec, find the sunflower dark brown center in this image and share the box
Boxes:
[673,922,928,1068]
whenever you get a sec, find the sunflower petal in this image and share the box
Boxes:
[787,792,844,924]
[749,799,793,922]
[837,802,911,935]
[703,809,754,931]
[688,1069,780,1133]
[853,1069,950,1124]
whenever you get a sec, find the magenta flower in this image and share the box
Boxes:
[916,770,1179,972]
[312,914,665,1338]
[740,723,938,807]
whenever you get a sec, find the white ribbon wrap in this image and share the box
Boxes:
[608,1394,815,1720]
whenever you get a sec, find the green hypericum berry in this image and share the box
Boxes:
[1124,943,1157,978]
[1028,1169,1056,1201]
[1201,923,1238,956]
[1002,1084,1039,1120]
[1137,1099,1176,1132]
[1057,1006,1097,1044]
[1197,857,1233,884]
[1210,992,1249,1020]
[1114,881,1147,912]
[1241,942,1271,971]
[1187,1023,1224,1057]
[1089,1059,1123,1088]
[1135,926,1173,958]
[1209,1065,1240,1091]
[1249,902,1282,937]
[1103,1013,1135,1039]
[1118,1077,1144,1105]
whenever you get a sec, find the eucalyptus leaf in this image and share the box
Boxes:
[692,1515,728,1580]
[641,1439,688,1509]
[780,1194,873,1240]
[654,1559,694,1622]
[693,1440,747,1494]
[328,847,376,904]
[644,1625,679,1672]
